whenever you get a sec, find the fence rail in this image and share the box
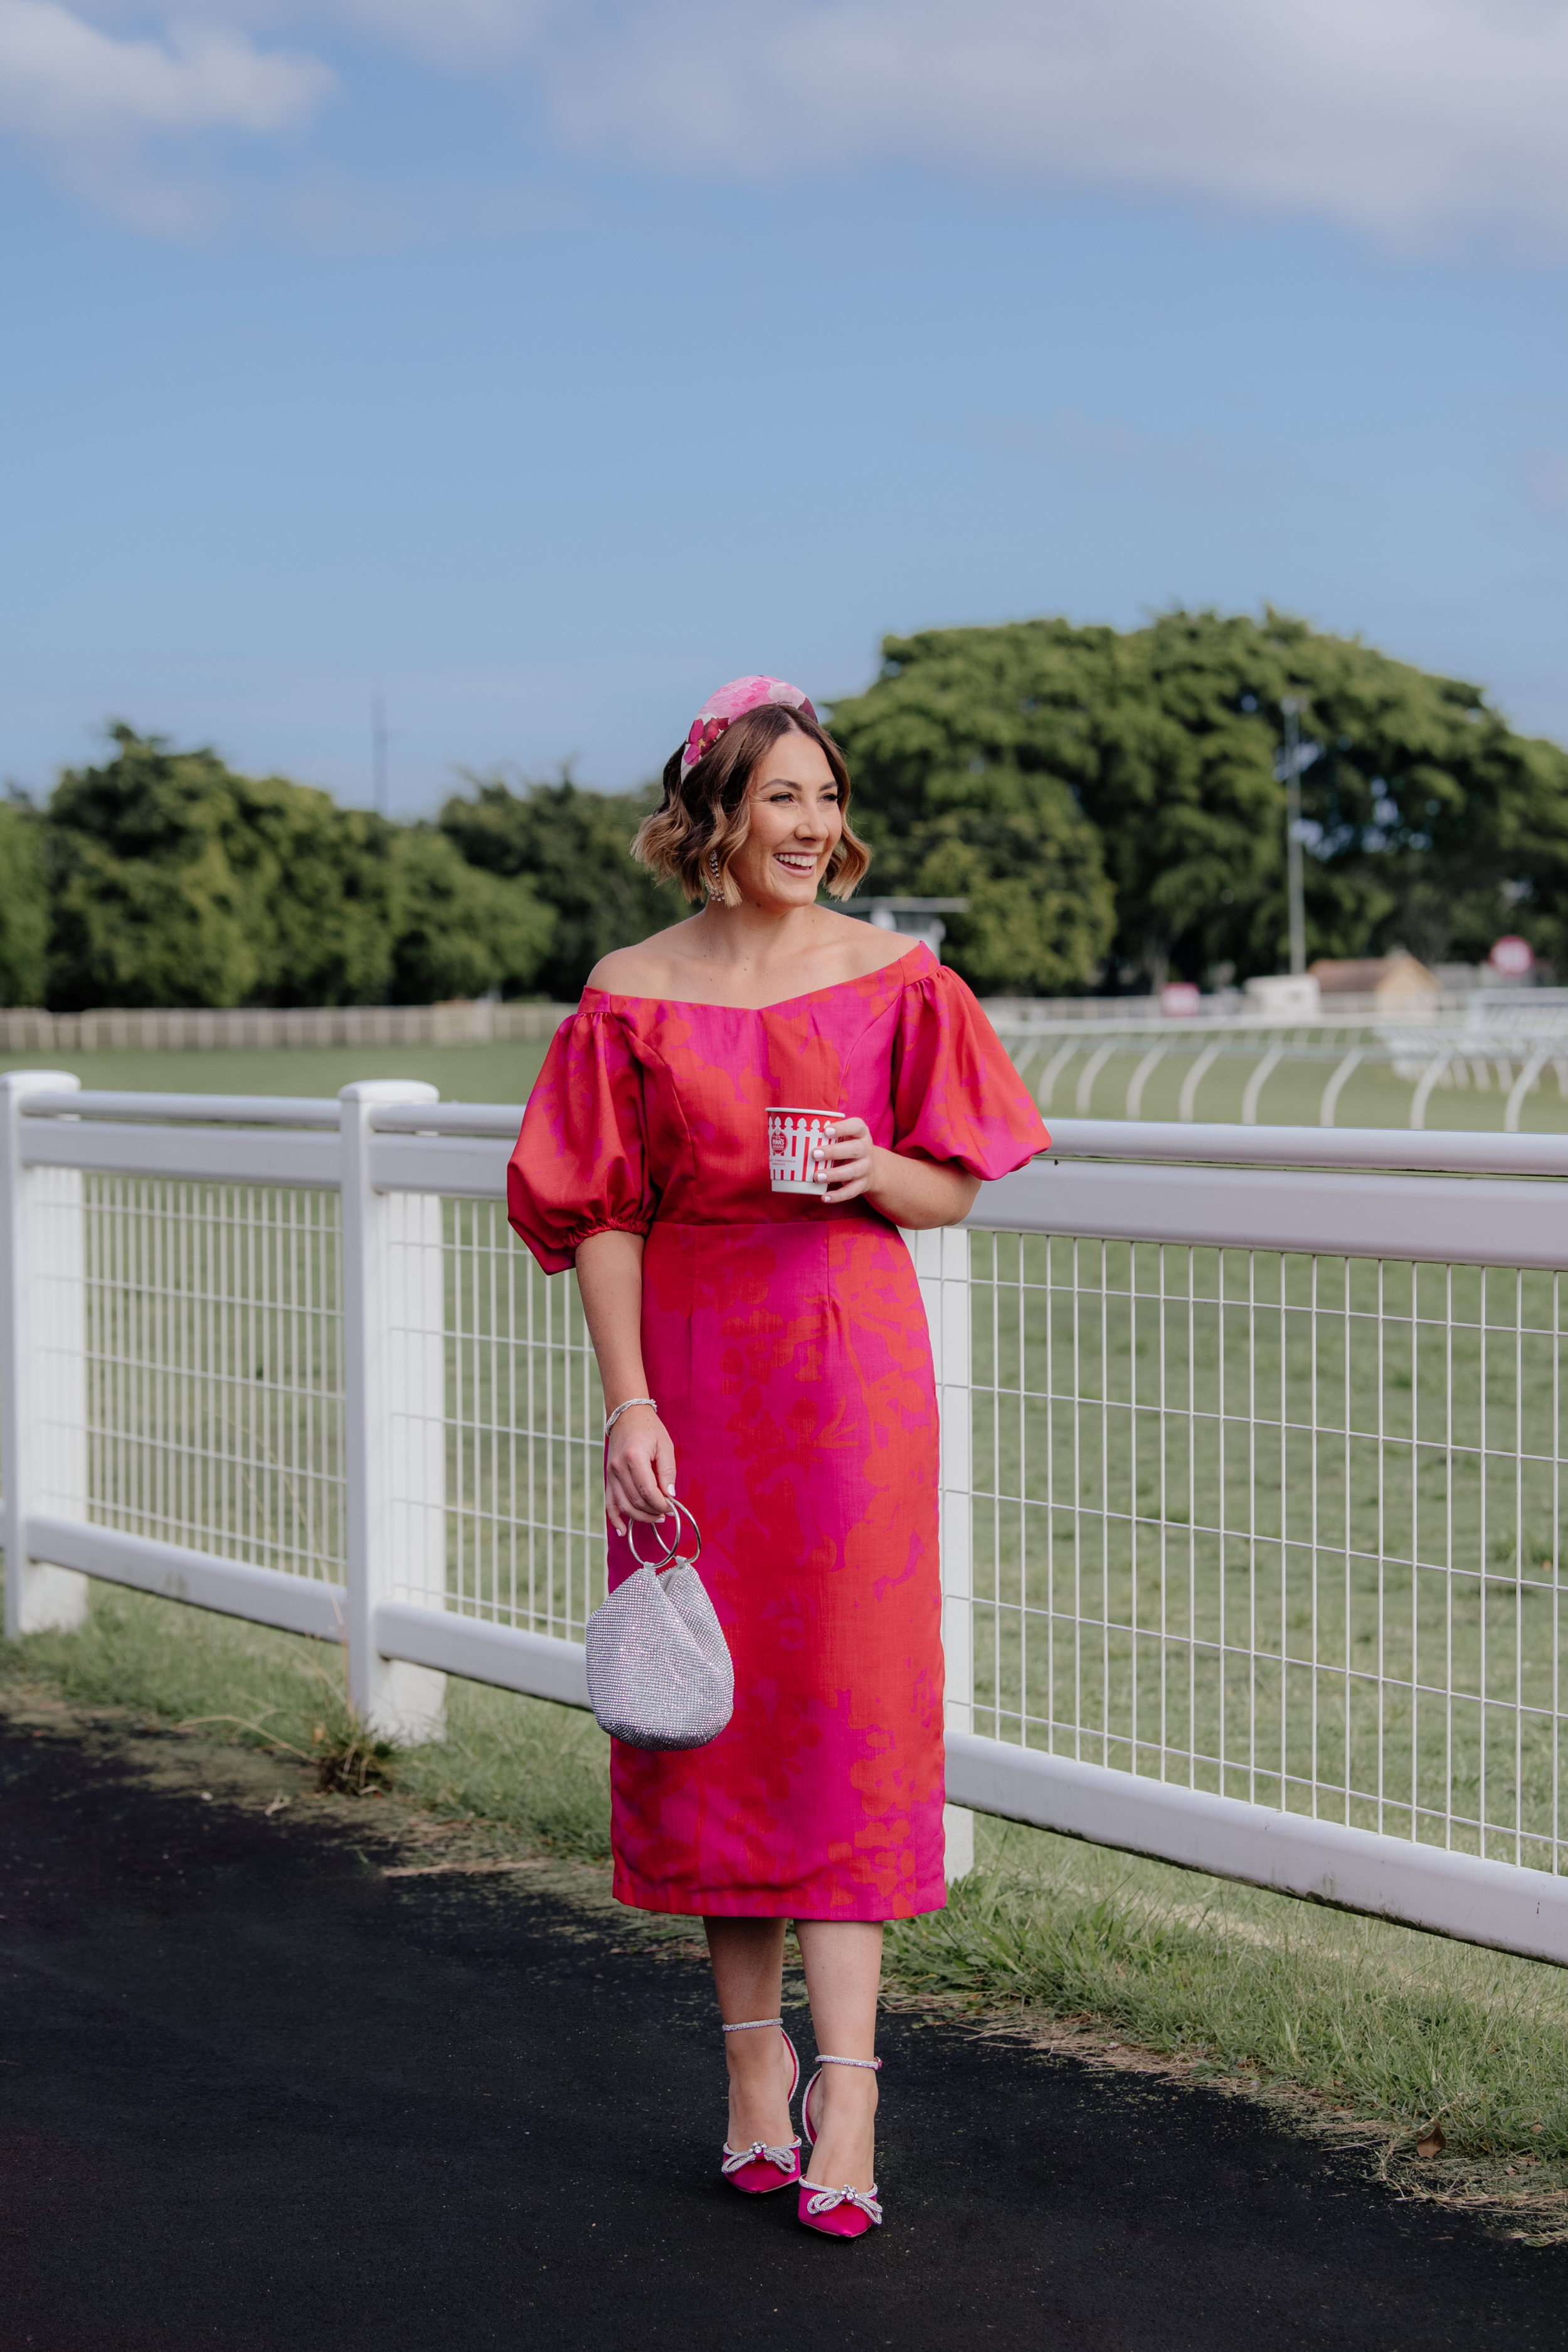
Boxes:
[0,1000,574,1053]
[3,1073,1566,1964]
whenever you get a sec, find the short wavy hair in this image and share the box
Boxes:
[632,703,871,907]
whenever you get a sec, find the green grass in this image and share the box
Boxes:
[7,1028,1568,2198]
[892,1816,1568,2171]
[14,1032,1566,1893]
[0,1039,550,1105]
[8,1572,1568,2181]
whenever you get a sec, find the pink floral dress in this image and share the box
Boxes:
[507,945,1048,1919]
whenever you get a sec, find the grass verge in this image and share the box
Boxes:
[6,1576,1568,2235]
[1,1577,611,1858]
[891,1820,1568,2215]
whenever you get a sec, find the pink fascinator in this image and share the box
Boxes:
[681,675,818,778]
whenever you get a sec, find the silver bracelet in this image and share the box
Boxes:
[603,1395,656,1438]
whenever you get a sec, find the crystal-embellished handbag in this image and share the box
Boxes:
[585,1501,734,1751]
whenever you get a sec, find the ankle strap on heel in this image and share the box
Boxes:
[722,2016,783,2034]
[813,2054,881,2070]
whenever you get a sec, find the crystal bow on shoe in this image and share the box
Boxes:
[800,2181,882,2235]
[722,2138,801,2178]
[722,2135,802,2193]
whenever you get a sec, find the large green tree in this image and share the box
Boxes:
[45,728,554,1010]
[826,612,1568,990]
[438,771,679,1001]
[386,825,555,1004]
[822,635,1116,993]
[0,800,50,1007]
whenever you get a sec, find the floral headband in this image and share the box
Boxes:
[680,674,818,779]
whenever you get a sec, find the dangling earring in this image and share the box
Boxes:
[707,849,722,902]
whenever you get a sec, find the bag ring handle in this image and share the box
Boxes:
[625,1499,702,1571]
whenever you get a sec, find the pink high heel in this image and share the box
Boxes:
[719,2018,801,2193]
[798,2054,882,2238]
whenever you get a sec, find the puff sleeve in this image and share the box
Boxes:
[507,1005,655,1274]
[891,966,1051,1177]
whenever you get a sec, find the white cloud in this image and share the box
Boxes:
[529,0,1568,252]
[327,0,547,68]
[11,1,1568,252]
[0,0,331,221]
[0,1,330,135]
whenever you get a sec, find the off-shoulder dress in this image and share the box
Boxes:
[506,944,1049,1920]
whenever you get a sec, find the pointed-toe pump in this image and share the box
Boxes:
[798,2053,883,2238]
[719,2018,801,2194]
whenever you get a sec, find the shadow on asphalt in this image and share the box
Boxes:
[0,1716,1561,2351]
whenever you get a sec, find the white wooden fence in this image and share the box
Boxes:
[3,1071,1567,1964]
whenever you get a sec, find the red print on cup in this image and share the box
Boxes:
[767,1106,837,1197]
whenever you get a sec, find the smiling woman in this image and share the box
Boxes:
[506,672,1049,2240]
[629,681,870,911]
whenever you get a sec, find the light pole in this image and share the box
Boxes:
[372,695,389,818]
[1281,696,1306,978]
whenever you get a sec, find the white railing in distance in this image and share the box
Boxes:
[995,1008,1568,1131]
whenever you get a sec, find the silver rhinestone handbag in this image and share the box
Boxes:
[585,1502,734,1751]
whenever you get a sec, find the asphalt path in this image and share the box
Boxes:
[1,1714,1561,2352]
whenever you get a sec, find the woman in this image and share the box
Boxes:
[507,674,1048,2239]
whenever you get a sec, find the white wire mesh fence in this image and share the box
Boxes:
[82,1177,346,1586]
[46,1175,608,1643]
[2,1073,1567,1958]
[967,1235,1566,1875]
[442,1198,605,1645]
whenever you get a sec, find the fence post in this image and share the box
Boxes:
[906,1224,975,1881]
[340,1081,448,1744]
[0,1071,88,1640]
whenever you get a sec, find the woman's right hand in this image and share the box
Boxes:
[605,1404,677,1535]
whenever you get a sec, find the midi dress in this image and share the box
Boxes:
[506,943,1049,1921]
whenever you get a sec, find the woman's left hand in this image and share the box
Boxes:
[820,1117,982,1228]
[822,1116,881,1204]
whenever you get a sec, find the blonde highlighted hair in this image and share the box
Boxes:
[632,703,870,906]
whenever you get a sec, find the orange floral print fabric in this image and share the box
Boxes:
[507,945,1050,1919]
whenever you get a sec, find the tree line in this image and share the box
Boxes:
[0,724,664,1010]
[6,611,1565,1009]
[826,608,1568,995]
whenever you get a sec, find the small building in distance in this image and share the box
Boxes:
[1244,972,1322,1015]
[1309,952,1440,1011]
[854,896,969,961]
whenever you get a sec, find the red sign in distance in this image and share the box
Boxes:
[1490,935,1534,978]
[1160,982,1201,1017]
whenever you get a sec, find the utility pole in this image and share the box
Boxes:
[1281,697,1306,977]
[372,696,389,818]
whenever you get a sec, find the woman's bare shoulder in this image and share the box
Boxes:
[586,909,924,1004]
[586,921,703,999]
[824,909,930,980]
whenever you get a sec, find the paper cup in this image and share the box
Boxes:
[767,1106,838,1197]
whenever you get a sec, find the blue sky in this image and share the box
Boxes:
[2,1,1566,812]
